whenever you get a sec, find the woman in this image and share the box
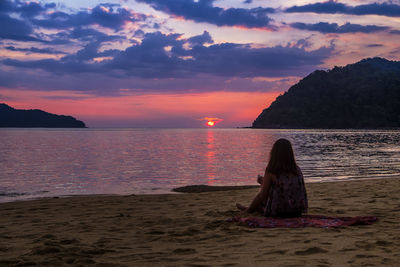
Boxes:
[237,138,308,217]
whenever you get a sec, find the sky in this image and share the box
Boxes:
[0,0,399,127]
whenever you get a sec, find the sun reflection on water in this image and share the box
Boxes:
[206,129,216,185]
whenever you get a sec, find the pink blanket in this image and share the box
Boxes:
[229,215,378,228]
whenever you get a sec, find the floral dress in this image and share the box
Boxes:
[264,168,308,217]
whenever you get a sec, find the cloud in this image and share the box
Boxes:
[4,31,333,79]
[198,117,223,122]
[31,4,147,31]
[31,25,126,46]
[4,46,66,54]
[286,1,400,17]
[0,13,44,42]
[0,0,56,17]
[137,0,275,29]
[290,22,389,34]
[3,58,101,75]
[187,31,214,46]
[0,0,14,13]
[69,27,124,42]
[62,40,121,62]
[366,44,383,48]
[15,2,55,18]
[0,1,334,97]
[1,0,146,32]
[0,1,137,44]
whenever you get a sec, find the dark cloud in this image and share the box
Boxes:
[286,1,400,17]
[2,0,146,32]
[134,29,145,37]
[70,27,124,42]
[31,26,125,46]
[0,65,296,96]
[63,40,120,61]
[105,31,186,78]
[0,0,56,17]
[0,13,44,42]
[290,22,389,34]
[74,42,103,61]
[366,44,383,48]
[187,31,214,46]
[137,0,275,29]
[0,1,333,96]
[4,46,66,54]
[0,68,18,87]
[3,58,100,75]
[390,30,400,34]
[15,1,50,17]
[286,1,347,14]
[0,0,14,13]
[1,1,134,43]
[3,31,333,79]
[186,42,333,77]
[31,4,147,31]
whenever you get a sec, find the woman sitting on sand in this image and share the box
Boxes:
[237,138,308,217]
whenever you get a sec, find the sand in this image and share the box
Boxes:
[1,178,399,266]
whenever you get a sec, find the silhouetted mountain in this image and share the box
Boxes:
[252,57,400,129]
[0,104,86,128]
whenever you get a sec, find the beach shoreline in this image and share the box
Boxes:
[1,177,399,266]
[3,175,400,204]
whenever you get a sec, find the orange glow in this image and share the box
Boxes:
[207,121,215,127]
[93,56,113,62]
[233,25,275,32]
[0,88,280,127]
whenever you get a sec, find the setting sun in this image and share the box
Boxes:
[199,117,223,127]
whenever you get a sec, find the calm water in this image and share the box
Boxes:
[1,128,400,202]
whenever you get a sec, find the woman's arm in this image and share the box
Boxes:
[257,174,263,185]
[247,172,274,213]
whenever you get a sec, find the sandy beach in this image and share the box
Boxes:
[1,178,399,266]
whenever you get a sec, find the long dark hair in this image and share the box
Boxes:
[266,138,298,176]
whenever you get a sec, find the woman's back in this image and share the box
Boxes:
[264,170,308,217]
[236,138,307,216]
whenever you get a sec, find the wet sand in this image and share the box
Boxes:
[1,178,399,266]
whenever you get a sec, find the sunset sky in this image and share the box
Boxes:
[1,0,399,127]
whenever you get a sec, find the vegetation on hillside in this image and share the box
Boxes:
[0,104,86,128]
[252,57,400,129]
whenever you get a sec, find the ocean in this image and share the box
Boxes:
[1,128,399,202]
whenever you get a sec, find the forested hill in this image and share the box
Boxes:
[0,104,86,128]
[252,57,400,129]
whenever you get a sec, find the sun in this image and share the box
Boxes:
[200,117,222,127]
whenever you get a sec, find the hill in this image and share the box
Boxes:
[0,104,86,128]
[252,57,400,129]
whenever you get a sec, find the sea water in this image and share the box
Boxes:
[1,128,400,202]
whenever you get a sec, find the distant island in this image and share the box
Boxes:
[253,57,400,129]
[0,104,86,128]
